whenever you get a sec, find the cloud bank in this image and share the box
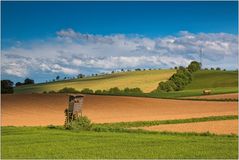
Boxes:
[1,29,238,81]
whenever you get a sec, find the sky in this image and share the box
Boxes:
[1,1,238,83]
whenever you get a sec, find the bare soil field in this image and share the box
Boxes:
[138,120,238,135]
[185,93,238,100]
[1,94,238,126]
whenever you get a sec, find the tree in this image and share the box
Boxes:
[216,67,221,71]
[179,66,185,70]
[211,67,215,70]
[77,74,85,78]
[1,80,14,94]
[188,61,201,72]
[135,68,141,71]
[24,78,34,85]
[15,82,23,87]
[56,75,60,80]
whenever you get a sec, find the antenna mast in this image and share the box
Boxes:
[199,48,203,67]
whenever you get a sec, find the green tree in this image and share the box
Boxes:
[1,80,14,94]
[188,61,201,72]
[24,78,34,85]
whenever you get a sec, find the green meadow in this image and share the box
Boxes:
[2,125,238,159]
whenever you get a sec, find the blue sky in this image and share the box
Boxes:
[1,1,238,83]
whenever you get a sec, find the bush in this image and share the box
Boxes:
[48,90,56,94]
[42,91,47,94]
[169,75,185,90]
[108,87,121,94]
[123,87,143,94]
[58,87,80,93]
[81,88,94,94]
[94,89,102,94]
[66,116,92,130]
[158,82,173,92]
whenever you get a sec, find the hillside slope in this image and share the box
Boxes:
[185,70,238,90]
[14,69,176,93]
[153,70,238,98]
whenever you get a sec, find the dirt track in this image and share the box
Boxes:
[138,120,238,135]
[185,93,238,100]
[1,94,238,126]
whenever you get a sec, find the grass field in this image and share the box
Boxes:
[2,126,238,159]
[148,70,238,98]
[14,69,175,93]
[185,70,238,90]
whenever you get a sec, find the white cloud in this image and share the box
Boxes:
[1,29,238,79]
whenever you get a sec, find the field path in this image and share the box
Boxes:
[1,94,238,126]
[138,120,238,135]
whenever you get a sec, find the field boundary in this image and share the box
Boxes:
[96,115,238,128]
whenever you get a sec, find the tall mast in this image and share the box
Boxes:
[200,48,203,67]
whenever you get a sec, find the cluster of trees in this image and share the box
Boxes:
[1,80,14,94]
[1,78,35,94]
[156,61,201,92]
[204,67,226,71]
[44,87,143,95]
[16,78,35,87]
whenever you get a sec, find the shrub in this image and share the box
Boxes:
[123,87,143,94]
[42,91,47,94]
[94,89,102,94]
[66,116,92,130]
[108,87,121,94]
[158,81,173,92]
[167,80,178,91]
[48,90,56,94]
[169,75,186,90]
[58,87,80,93]
[81,88,94,94]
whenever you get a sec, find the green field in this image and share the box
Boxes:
[14,69,175,93]
[148,70,238,98]
[185,70,238,90]
[2,126,238,159]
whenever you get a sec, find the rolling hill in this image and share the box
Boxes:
[185,70,238,90]
[14,69,176,93]
[152,70,238,98]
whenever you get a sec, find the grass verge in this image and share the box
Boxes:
[96,115,238,128]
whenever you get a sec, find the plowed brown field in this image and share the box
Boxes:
[1,94,238,126]
[138,120,238,135]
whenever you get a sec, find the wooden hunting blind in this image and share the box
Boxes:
[65,94,84,125]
